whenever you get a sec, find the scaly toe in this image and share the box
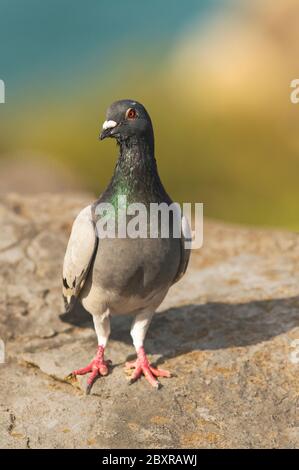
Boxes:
[85,368,101,394]
[98,363,109,375]
[67,347,111,394]
[141,365,160,388]
[65,372,76,382]
[149,366,171,378]
[125,348,172,388]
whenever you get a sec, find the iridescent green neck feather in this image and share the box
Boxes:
[99,130,171,209]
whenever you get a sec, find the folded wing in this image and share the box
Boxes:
[62,204,98,311]
[173,215,192,284]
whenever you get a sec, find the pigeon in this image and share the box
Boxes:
[63,99,190,393]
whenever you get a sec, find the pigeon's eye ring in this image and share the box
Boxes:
[125,108,137,120]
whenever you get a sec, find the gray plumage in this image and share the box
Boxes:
[62,99,190,391]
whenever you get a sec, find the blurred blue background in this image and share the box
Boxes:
[1,0,299,229]
[0,0,217,94]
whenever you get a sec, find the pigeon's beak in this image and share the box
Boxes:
[100,120,118,140]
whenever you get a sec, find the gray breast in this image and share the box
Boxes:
[92,236,180,299]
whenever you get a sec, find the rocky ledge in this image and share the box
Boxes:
[0,193,299,448]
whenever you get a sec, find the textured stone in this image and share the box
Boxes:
[0,193,299,448]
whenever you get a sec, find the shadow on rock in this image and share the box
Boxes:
[60,301,93,328]
[60,296,299,361]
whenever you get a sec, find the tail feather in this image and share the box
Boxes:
[62,294,77,313]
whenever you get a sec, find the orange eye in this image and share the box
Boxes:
[126,107,137,119]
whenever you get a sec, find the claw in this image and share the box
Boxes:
[149,366,171,378]
[65,372,75,381]
[67,345,110,394]
[128,378,137,386]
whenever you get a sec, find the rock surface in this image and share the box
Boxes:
[0,193,299,449]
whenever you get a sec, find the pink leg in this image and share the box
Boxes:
[125,347,171,388]
[66,345,111,394]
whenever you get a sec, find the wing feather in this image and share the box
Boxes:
[173,215,192,284]
[62,204,98,310]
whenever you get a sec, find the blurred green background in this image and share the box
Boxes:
[1,0,299,229]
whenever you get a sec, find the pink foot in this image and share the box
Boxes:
[67,346,111,394]
[125,347,171,388]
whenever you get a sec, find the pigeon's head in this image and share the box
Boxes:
[100,99,153,142]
